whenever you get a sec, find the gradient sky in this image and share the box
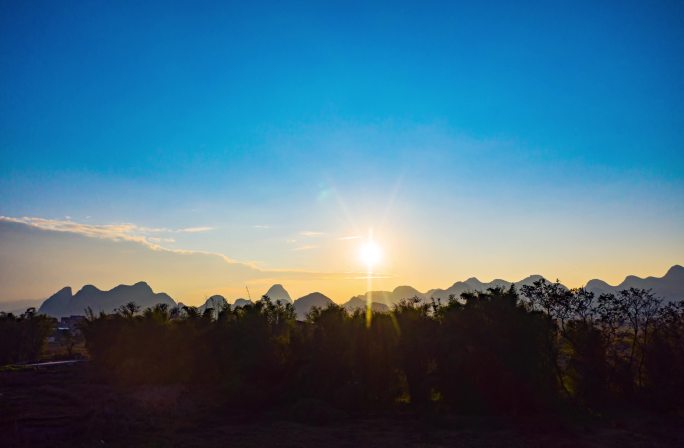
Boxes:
[1,1,683,305]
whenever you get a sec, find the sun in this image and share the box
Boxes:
[359,239,383,269]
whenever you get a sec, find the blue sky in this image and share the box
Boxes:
[1,1,683,302]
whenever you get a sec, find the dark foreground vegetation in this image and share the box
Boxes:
[73,282,684,414]
[2,282,684,447]
[0,308,54,365]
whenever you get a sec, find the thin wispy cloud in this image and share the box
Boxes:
[338,235,362,240]
[0,215,355,281]
[137,226,175,233]
[293,244,319,251]
[148,237,176,244]
[179,226,214,233]
[0,216,215,256]
[299,231,326,237]
[2,216,152,245]
[102,224,215,234]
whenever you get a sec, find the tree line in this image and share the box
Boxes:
[71,281,684,414]
[0,308,54,365]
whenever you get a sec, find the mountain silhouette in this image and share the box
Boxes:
[585,265,684,301]
[232,298,253,308]
[38,281,176,317]
[342,279,533,309]
[264,284,292,304]
[198,295,228,318]
[293,292,334,320]
[340,266,682,306]
[34,265,683,318]
[345,286,426,308]
[426,275,545,302]
[342,297,390,313]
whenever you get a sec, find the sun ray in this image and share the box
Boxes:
[358,229,384,326]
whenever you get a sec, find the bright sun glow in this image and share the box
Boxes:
[359,239,382,269]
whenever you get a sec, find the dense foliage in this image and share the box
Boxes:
[0,308,55,365]
[76,285,684,414]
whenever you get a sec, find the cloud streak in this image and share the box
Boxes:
[293,244,319,251]
[0,216,359,279]
[0,216,231,262]
[179,226,214,233]
[299,231,326,237]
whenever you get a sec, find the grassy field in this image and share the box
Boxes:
[1,363,683,448]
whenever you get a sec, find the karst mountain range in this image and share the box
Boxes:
[36,265,684,320]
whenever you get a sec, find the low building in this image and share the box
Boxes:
[57,315,85,334]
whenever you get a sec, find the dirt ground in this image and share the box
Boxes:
[1,363,682,448]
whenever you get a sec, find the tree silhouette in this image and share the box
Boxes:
[66,286,684,414]
[0,308,54,365]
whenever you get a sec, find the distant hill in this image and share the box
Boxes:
[232,298,253,308]
[341,278,545,310]
[32,265,684,318]
[341,266,683,307]
[197,295,228,318]
[345,286,425,309]
[293,292,334,320]
[264,284,292,304]
[38,282,176,317]
[426,275,545,302]
[342,297,390,313]
[585,265,684,302]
